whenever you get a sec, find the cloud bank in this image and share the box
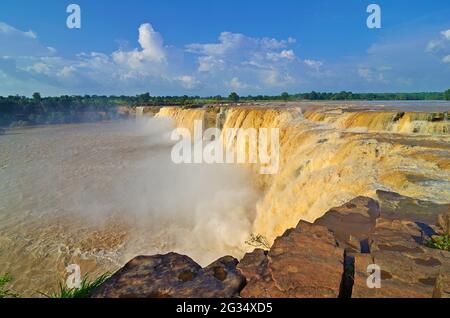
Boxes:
[0,21,449,96]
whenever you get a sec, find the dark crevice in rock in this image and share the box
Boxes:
[360,238,371,253]
[338,251,355,298]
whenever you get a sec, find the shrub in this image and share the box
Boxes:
[426,235,450,251]
[245,233,271,250]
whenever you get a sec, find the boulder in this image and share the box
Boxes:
[238,221,344,298]
[91,253,245,298]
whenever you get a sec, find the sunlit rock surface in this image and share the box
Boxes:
[238,221,344,298]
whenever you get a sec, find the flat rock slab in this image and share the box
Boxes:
[314,196,380,252]
[91,253,245,298]
[352,218,450,298]
[376,190,448,224]
[239,221,344,298]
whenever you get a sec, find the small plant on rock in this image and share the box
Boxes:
[0,273,19,298]
[245,233,271,250]
[426,235,450,251]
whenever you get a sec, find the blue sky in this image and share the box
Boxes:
[0,0,449,96]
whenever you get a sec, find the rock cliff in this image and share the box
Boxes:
[91,193,450,298]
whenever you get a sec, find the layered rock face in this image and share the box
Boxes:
[316,194,450,298]
[238,221,344,298]
[92,193,450,298]
[351,218,450,298]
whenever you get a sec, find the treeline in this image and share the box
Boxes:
[0,94,123,127]
[1,90,449,127]
[239,91,449,101]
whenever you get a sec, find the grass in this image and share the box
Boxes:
[48,273,110,298]
[245,233,271,250]
[0,273,19,298]
[426,234,450,251]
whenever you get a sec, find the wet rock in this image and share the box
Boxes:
[239,221,344,298]
[91,253,245,298]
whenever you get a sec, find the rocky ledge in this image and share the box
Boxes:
[91,192,450,298]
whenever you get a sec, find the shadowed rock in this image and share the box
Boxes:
[91,253,245,298]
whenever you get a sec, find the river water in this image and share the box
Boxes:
[0,119,258,296]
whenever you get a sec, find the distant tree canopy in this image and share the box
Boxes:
[1,90,448,127]
[281,92,290,101]
[32,92,42,102]
[445,89,450,101]
[228,92,240,102]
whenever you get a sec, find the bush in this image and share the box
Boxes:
[245,233,271,250]
[426,235,450,251]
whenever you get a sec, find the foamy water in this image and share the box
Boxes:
[0,119,259,296]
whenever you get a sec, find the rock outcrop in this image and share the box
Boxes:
[375,190,449,224]
[238,221,344,298]
[92,193,450,298]
[314,196,380,252]
[91,253,245,298]
[351,218,450,298]
[315,194,450,298]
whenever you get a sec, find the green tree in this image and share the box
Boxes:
[32,92,41,103]
[444,89,450,101]
[228,92,239,103]
[281,92,290,101]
